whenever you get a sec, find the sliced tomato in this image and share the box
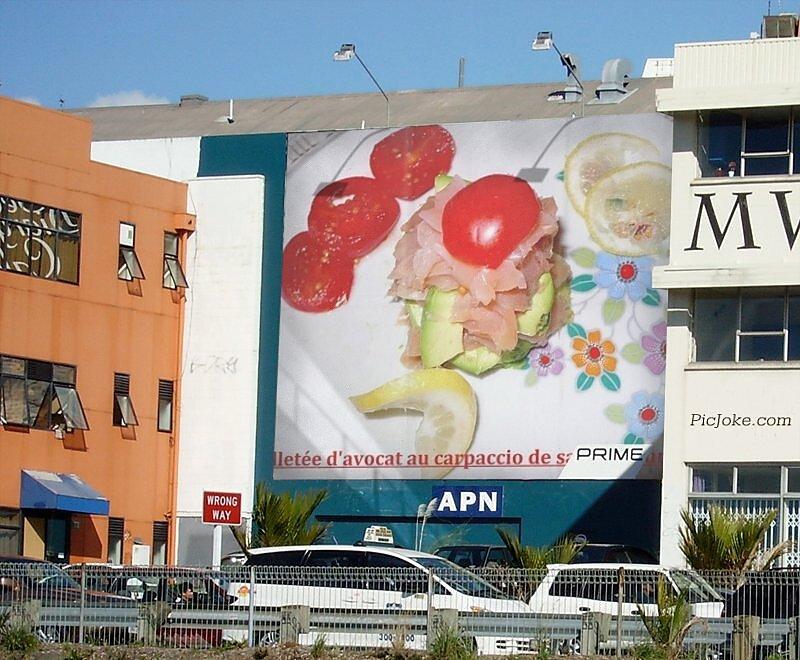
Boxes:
[441,174,541,269]
[281,232,355,313]
[369,125,456,200]
[307,177,400,258]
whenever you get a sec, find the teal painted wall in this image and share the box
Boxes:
[197,134,662,556]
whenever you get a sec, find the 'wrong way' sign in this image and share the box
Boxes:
[202,491,242,526]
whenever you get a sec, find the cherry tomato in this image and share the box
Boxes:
[369,125,456,200]
[441,174,541,269]
[307,177,400,258]
[282,232,355,313]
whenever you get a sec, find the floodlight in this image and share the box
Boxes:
[531,31,553,51]
[333,43,356,61]
[332,42,390,126]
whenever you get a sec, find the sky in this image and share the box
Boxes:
[0,0,790,110]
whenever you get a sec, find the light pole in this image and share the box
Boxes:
[333,43,390,127]
[531,31,584,117]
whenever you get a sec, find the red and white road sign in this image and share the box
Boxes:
[202,491,242,525]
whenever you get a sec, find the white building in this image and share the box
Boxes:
[655,27,800,565]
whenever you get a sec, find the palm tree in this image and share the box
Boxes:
[679,507,790,586]
[232,483,330,552]
[497,528,586,569]
[637,578,700,660]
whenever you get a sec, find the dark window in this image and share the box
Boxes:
[163,232,188,290]
[694,289,800,362]
[0,194,81,284]
[112,373,138,427]
[692,466,734,493]
[0,509,21,555]
[550,571,586,598]
[246,550,307,567]
[366,552,430,594]
[737,466,781,494]
[623,571,662,605]
[157,380,174,432]
[152,521,168,566]
[587,571,620,602]
[305,549,364,568]
[0,355,88,431]
[788,468,800,493]
[699,108,795,177]
[108,517,124,564]
[118,222,145,281]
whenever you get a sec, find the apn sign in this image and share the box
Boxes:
[432,486,503,518]
[202,491,242,526]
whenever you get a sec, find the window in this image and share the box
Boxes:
[112,373,138,427]
[0,509,21,555]
[692,466,734,493]
[0,194,81,284]
[152,521,168,566]
[694,288,800,362]
[0,355,89,431]
[157,380,173,432]
[163,232,188,290]
[108,517,124,564]
[247,550,307,567]
[118,222,145,281]
[699,108,797,177]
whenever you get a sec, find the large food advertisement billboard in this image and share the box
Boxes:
[275,114,671,480]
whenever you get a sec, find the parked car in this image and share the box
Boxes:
[0,555,136,642]
[572,544,658,565]
[228,544,535,654]
[529,563,724,618]
[434,544,515,569]
[723,569,800,620]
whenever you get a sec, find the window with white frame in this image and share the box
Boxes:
[0,355,89,431]
[693,288,800,362]
[698,108,800,177]
[162,232,188,290]
[118,222,145,281]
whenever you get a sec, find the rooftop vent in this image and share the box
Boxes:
[179,94,209,107]
[762,14,798,38]
[594,58,632,104]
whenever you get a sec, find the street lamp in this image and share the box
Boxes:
[333,43,390,126]
[531,31,584,113]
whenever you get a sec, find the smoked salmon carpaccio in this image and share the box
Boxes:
[390,176,572,366]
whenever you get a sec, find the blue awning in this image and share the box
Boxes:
[20,470,109,516]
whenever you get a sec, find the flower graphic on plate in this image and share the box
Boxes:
[641,321,667,375]
[595,252,653,301]
[572,329,616,377]
[530,345,564,377]
[625,391,665,441]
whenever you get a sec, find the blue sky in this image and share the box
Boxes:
[0,0,778,109]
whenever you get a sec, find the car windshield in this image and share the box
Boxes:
[415,557,506,599]
[23,563,80,589]
[672,570,723,603]
[573,546,610,563]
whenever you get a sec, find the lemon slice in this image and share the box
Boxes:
[584,161,671,257]
[350,369,477,478]
[565,133,660,217]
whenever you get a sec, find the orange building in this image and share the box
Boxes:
[0,97,193,564]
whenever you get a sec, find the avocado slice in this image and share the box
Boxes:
[517,272,555,336]
[406,301,423,329]
[420,288,464,368]
[434,174,454,192]
[450,347,502,375]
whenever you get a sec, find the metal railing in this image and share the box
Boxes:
[2,563,800,656]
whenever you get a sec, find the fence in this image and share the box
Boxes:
[2,562,800,656]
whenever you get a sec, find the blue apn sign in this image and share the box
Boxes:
[431,486,503,518]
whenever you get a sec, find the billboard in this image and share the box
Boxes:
[275,114,671,480]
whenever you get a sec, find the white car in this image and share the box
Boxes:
[226,544,534,655]
[529,563,724,619]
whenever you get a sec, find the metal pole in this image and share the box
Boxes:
[354,51,390,126]
[458,58,465,88]
[616,567,624,656]
[212,524,222,569]
[78,562,86,644]
[247,566,255,646]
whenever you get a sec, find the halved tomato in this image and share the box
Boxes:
[369,125,456,200]
[441,174,541,269]
[308,177,400,258]
[281,232,355,313]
